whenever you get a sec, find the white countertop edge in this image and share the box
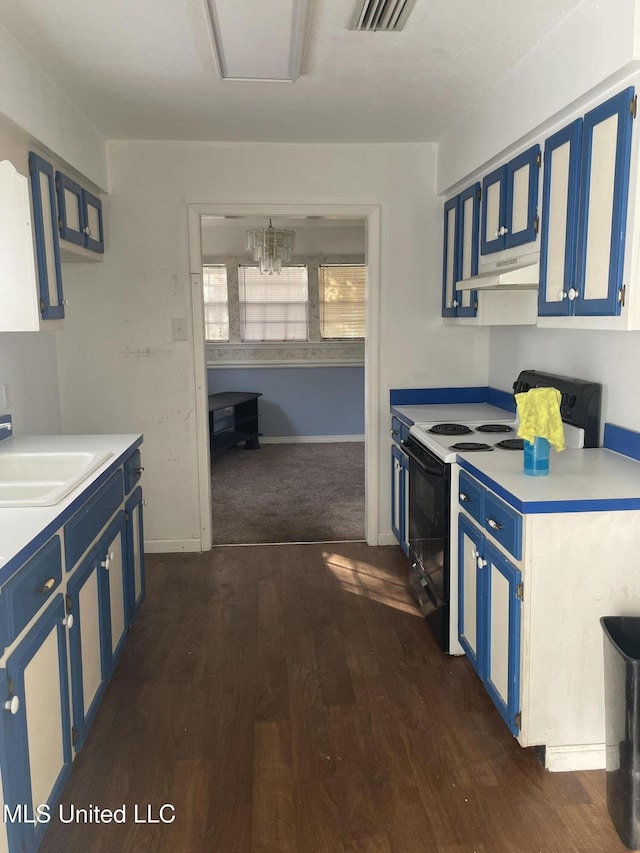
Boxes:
[0,434,143,581]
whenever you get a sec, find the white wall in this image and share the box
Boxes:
[489,329,640,435]
[438,0,640,194]
[0,23,107,190]
[56,141,490,550]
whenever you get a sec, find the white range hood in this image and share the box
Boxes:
[456,252,539,291]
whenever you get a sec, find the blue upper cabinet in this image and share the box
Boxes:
[538,119,583,317]
[481,145,540,255]
[539,88,635,319]
[574,87,635,317]
[441,182,480,318]
[56,171,104,254]
[28,152,65,320]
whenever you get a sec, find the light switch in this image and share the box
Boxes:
[171,318,188,341]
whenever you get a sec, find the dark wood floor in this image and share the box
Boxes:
[40,544,625,852]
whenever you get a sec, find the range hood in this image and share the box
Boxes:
[456,252,539,291]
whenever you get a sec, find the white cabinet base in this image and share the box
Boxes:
[543,743,606,772]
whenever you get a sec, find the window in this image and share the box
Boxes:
[239,265,308,341]
[319,264,365,339]
[202,265,229,341]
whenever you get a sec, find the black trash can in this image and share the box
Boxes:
[601,616,640,850]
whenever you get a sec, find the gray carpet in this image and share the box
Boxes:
[210,442,365,545]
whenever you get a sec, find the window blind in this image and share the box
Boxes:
[319,265,365,339]
[239,265,308,341]
[202,265,229,341]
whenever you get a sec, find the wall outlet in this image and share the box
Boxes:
[171,318,188,341]
[0,384,8,411]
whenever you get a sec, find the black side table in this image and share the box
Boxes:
[208,392,262,455]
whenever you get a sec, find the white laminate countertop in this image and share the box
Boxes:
[392,403,515,425]
[457,446,640,512]
[0,433,142,578]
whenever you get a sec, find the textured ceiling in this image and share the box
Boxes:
[0,0,584,142]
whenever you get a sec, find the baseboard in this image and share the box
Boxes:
[544,743,605,772]
[260,435,364,444]
[144,538,202,553]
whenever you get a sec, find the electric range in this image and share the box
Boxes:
[401,370,602,654]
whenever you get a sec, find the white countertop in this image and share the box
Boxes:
[392,403,515,425]
[457,446,640,512]
[0,433,142,579]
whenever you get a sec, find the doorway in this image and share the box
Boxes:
[187,203,381,550]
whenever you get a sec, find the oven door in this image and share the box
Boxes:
[402,437,451,648]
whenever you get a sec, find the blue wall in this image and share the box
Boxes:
[207,366,364,437]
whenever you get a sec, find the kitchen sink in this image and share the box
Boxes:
[0,450,112,507]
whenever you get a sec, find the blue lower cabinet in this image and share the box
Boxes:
[99,511,129,676]
[458,513,522,736]
[1,595,72,853]
[483,541,522,736]
[67,547,109,751]
[391,445,409,555]
[125,487,146,624]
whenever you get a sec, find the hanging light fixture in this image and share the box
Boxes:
[246,219,295,275]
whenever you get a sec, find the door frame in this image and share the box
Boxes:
[187,202,381,550]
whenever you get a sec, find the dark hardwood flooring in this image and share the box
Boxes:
[40,544,625,852]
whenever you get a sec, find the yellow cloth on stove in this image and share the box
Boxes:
[515,386,565,452]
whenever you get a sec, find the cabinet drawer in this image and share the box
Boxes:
[391,416,410,446]
[458,471,484,525]
[124,449,143,493]
[0,536,62,650]
[65,469,124,570]
[484,492,522,560]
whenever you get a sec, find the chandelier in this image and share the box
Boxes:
[246,219,295,275]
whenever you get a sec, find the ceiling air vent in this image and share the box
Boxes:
[349,0,417,31]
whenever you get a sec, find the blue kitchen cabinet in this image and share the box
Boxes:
[67,545,109,751]
[539,89,635,318]
[28,152,65,320]
[125,486,146,623]
[55,172,104,254]
[574,87,634,317]
[458,513,522,736]
[99,511,129,676]
[391,443,409,555]
[1,595,72,853]
[538,119,583,316]
[441,182,480,318]
[481,144,540,255]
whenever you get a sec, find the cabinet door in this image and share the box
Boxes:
[442,195,460,317]
[483,541,522,736]
[100,512,128,676]
[538,120,583,317]
[391,445,404,545]
[125,487,146,623]
[481,165,506,254]
[401,451,409,557]
[2,596,72,853]
[455,183,480,317]
[28,153,64,320]
[67,548,108,750]
[55,172,84,247]
[458,513,484,676]
[575,87,634,316]
[82,190,104,253]
[505,144,540,249]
